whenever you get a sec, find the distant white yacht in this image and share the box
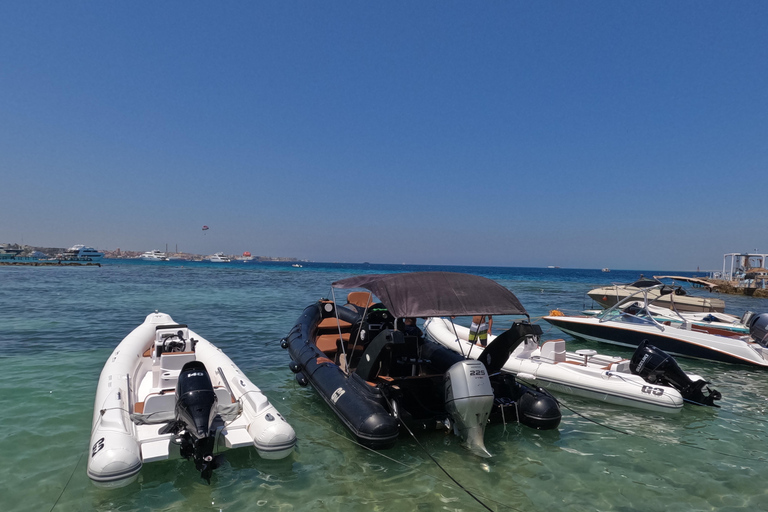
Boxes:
[140,250,168,261]
[60,244,104,263]
[208,252,231,263]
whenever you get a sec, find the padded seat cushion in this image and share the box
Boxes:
[318,317,352,330]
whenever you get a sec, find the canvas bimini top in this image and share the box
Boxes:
[331,271,528,319]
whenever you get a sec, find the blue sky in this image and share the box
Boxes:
[2,2,766,270]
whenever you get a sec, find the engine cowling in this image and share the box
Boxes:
[175,361,218,439]
[445,360,494,457]
[748,312,768,346]
[160,361,220,481]
[630,340,721,406]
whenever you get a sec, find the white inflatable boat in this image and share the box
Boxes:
[424,317,720,413]
[87,312,296,487]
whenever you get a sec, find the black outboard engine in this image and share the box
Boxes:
[748,313,768,347]
[630,340,721,406]
[160,361,219,481]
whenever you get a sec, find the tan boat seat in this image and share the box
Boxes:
[318,317,352,330]
[347,291,374,309]
[315,333,351,353]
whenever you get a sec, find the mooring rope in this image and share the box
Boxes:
[524,386,768,463]
[49,449,85,512]
[280,394,522,511]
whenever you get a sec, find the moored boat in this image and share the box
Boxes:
[140,250,168,261]
[545,284,768,367]
[281,272,561,457]
[208,252,231,263]
[87,312,296,487]
[583,303,752,334]
[59,244,104,263]
[425,317,721,412]
[588,276,725,313]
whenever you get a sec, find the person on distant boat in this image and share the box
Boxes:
[469,315,492,346]
[402,317,423,338]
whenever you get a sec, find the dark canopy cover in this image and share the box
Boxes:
[332,272,527,318]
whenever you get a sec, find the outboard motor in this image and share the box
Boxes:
[445,360,494,458]
[160,361,220,481]
[748,313,768,346]
[630,340,721,406]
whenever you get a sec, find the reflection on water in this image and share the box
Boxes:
[3,262,768,511]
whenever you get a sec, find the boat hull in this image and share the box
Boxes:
[544,315,768,367]
[588,286,725,313]
[88,312,296,487]
[424,318,685,412]
[283,303,400,449]
[282,301,561,451]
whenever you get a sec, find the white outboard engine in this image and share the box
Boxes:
[748,313,768,347]
[445,360,494,457]
[630,340,721,406]
[160,361,220,481]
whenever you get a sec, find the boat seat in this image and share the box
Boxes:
[607,361,630,373]
[317,317,352,331]
[316,333,351,353]
[153,352,197,388]
[540,340,566,363]
[140,391,176,415]
[134,386,234,419]
[347,292,374,309]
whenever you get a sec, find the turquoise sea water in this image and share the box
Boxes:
[3,261,768,512]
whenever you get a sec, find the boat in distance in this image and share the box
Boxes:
[88,312,296,487]
[425,317,720,412]
[235,251,254,262]
[208,252,231,263]
[281,272,562,457]
[139,250,168,261]
[58,244,104,263]
[588,276,725,313]
[545,284,768,367]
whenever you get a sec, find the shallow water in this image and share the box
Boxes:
[3,261,768,511]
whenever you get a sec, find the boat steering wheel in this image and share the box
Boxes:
[162,332,187,353]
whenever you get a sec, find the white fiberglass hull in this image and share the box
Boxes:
[588,285,725,313]
[543,313,768,367]
[424,317,688,413]
[87,312,296,487]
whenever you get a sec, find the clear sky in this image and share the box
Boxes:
[2,2,766,271]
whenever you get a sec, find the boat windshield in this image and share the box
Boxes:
[597,285,678,330]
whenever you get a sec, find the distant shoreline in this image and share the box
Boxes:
[1,243,300,263]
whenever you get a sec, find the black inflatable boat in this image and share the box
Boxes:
[281,272,561,455]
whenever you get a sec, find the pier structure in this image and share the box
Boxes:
[713,253,768,289]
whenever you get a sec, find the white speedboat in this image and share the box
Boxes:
[59,244,104,263]
[588,276,725,313]
[208,252,231,263]
[425,317,720,413]
[87,312,296,487]
[140,250,168,261]
[583,303,751,334]
[545,284,768,367]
